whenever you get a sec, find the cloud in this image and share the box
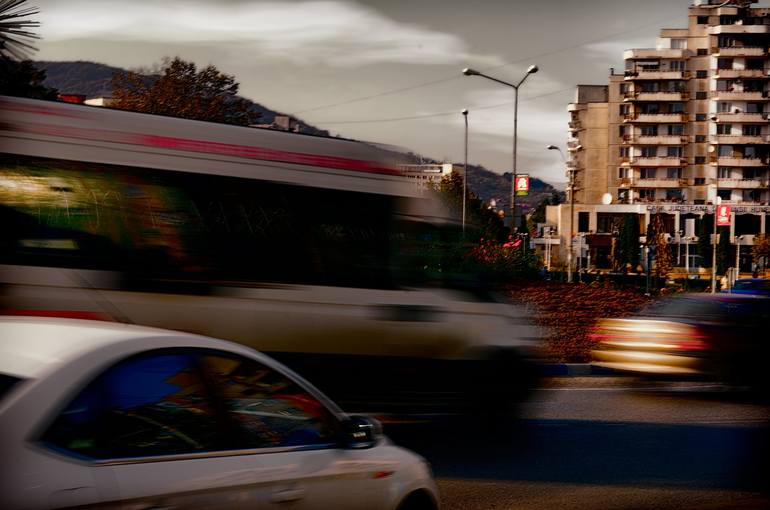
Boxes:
[38,0,503,67]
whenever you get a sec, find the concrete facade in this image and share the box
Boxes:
[539,0,770,277]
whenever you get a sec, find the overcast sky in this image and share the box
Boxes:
[30,0,768,186]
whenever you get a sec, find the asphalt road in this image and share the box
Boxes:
[386,377,770,510]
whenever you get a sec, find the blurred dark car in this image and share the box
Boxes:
[592,294,770,390]
[722,278,770,297]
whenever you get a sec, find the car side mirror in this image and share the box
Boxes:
[342,415,382,449]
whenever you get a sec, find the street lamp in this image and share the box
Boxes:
[462,109,469,236]
[547,144,575,283]
[463,64,538,231]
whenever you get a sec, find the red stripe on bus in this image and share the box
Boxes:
[2,309,114,321]
[6,120,403,176]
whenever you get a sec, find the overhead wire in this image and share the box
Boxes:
[293,14,675,117]
[318,85,574,125]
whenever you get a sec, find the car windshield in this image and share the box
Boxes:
[0,373,23,402]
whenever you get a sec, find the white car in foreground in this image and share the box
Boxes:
[0,317,438,510]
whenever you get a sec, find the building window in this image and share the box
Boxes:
[695,135,707,142]
[667,146,683,158]
[717,101,732,113]
[744,125,761,136]
[668,124,684,135]
[671,39,687,49]
[694,177,706,185]
[717,189,732,201]
[618,167,630,178]
[641,147,657,158]
[639,189,655,201]
[718,167,732,178]
[670,60,685,71]
[746,102,763,113]
[619,83,630,94]
[640,168,656,179]
[620,147,630,158]
[666,189,683,201]
[695,156,707,164]
[696,91,708,100]
[619,104,630,115]
[697,48,708,56]
[743,189,761,203]
[619,125,628,137]
[667,167,682,179]
[716,123,732,135]
[669,103,685,114]
[717,58,733,70]
[696,70,708,78]
[696,113,707,121]
[718,145,734,157]
[697,16,709,24]
[718,35,737,48]
[640,125,658,136]
[578,212,590,233]
[720,15,737,25]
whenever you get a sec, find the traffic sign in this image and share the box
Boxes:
[717,205,731,226]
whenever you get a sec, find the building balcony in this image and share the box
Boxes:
[712,46,767,57]
[717,178,768,188]
[712,112,768,123]
[714,68,769,79]
[624,48,687,59]
[630,135,688,145]
[712,156,769,166]
[632,177,686,188]
[624,91,688,102]
[624,70,690,80]
[624,113,687,123]
[631,156,685,166]
[567,140,582,151]
[710,134,770,145]
[568,120,583,130]
[618,177,632,188]
[709,25,770,35]
[711,90,770,101]
[567,103,587,112]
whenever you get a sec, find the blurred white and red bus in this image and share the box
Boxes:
[0,95,542,420]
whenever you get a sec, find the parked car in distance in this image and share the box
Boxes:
[0,317,438,510]
[722,278,770,297]
[591,294,770,390]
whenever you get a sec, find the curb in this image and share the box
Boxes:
[540,363,617,376]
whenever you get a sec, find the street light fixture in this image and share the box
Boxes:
[547,144,575,283]
[463,65,538,231]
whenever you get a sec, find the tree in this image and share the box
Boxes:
[432,171,507,243]
[613,213,640,272]
[0,58,57,98]
[698,214,713,268]
[752,234,770,273]
[110,57,259,126]
[716,225,730,275]
[0,1,57,99]
[1,0,39,61]
[648,213,673,279]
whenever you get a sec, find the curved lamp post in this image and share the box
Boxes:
[463,65,538,232]
[547,144,575,283]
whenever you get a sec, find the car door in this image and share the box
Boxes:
[198,351,394,510]
[42,350,263,509]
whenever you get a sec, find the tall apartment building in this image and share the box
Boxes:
[544,0,770,275]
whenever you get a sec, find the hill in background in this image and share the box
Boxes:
[35,60,562,210]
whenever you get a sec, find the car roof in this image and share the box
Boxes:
[0,316,210,380]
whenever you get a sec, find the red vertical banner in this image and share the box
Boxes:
[716,205,731,226]
[515,174,530,196]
